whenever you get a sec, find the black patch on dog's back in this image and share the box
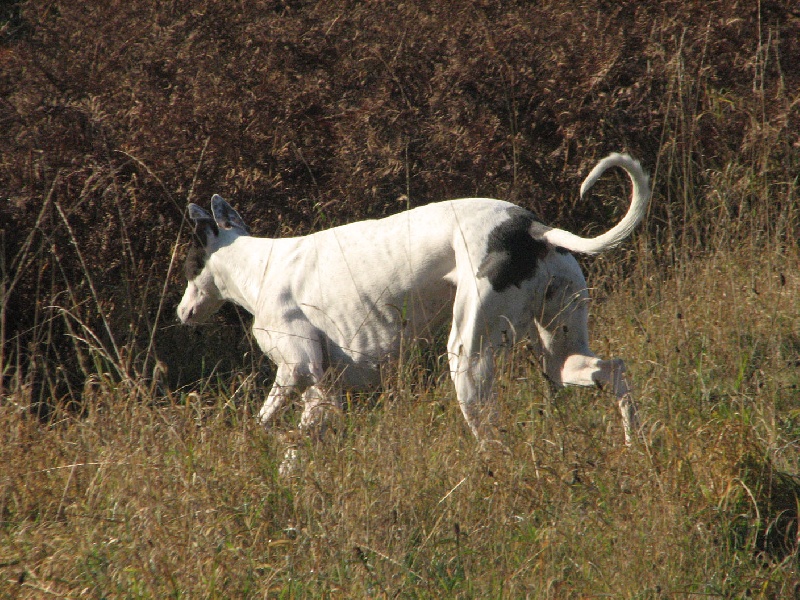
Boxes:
[477,207,550,292]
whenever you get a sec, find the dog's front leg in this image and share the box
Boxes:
[279,384,342,476]
[257,368,297,427]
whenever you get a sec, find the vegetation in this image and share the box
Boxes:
[1,0,799,596]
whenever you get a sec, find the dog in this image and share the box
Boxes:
[178,153,650,463]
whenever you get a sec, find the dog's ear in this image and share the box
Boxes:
[188,203,212,222]
[187,203,218,247]
[211,194,249,234]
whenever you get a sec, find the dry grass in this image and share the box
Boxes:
[2,241,799,597]
[2,0,800,597]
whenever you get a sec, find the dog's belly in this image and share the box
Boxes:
[314,279,455,389]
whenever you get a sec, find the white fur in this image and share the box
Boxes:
[178,153,650,461]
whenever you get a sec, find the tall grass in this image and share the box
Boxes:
[2,161,798,598]
[2,1,799,597]
[2,242,799,597]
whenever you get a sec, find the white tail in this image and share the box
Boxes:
[542,153,651,255]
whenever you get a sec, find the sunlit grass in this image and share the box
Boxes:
[2,1,799,596]
[2,242,799,597]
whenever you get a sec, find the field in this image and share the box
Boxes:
[1,1,799,597]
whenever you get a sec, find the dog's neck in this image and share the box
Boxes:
[206,235,276,316]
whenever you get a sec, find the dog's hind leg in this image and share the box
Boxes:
[448,336,497,441]
[559,354,640,444]
[446,283,509,444]
[533,254,641,444]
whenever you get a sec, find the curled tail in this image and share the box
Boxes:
[542,153,651,255]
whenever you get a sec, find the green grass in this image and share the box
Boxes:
[2,243,799,598]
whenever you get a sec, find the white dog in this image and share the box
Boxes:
[178,153,650,455]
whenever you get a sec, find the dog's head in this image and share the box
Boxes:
[177,195,248,324]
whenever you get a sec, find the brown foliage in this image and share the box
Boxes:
[1,0,798,395]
